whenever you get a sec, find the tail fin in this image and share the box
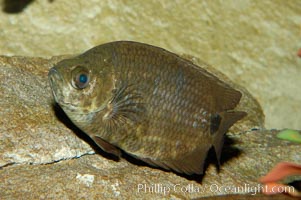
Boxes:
[211,111,247,165]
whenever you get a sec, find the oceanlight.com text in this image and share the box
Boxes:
[137,183,295,196]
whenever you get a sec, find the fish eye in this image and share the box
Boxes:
[71,66,90,89]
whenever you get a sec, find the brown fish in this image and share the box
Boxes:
[48,41,246,175]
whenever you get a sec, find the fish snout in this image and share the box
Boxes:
[48,67,64,103]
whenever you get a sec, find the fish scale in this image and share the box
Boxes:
[48,41,246,175]
[116,46,212,159]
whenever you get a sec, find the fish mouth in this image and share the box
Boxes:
[48,67,75,108]
[48,68,64,103]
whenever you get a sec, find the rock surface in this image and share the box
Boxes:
[0,56,300,199]
[0,55,262,168]
[0,56,94,168]
[0,0,300,129]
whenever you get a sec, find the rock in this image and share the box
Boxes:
[0,56,94,167]
[0,56,299,199]
[0,55,262,167]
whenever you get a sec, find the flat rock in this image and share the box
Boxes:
[0,56,93,167]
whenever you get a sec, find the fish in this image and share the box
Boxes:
[48,41,246,175]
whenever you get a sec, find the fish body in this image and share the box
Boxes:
[48,41,246,175]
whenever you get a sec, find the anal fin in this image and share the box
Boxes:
[92,136,121,157]
[135,145,211,175]
[211,111,247,164]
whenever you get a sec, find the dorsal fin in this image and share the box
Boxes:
[211,111,247,164]
[214,85,243,111]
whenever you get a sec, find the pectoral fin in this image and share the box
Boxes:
[92,136,121,157]
[102,81,146,132]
